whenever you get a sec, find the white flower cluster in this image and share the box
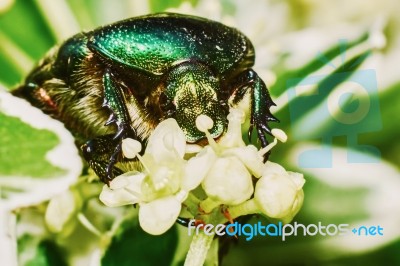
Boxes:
[99,108,305,235]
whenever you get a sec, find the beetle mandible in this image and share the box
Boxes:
[12,13,278,183]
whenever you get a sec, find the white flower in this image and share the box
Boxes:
[254,161,305,222]
[198,109,265,212]
[100,109,298,234]
[100,119,207,235]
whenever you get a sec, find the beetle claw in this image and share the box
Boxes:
[257,128,268,148]
[106,140,123,180]
[113,126,125,140]
[267,114,279,122]
[104,114,117,126]
[250,112,277,162]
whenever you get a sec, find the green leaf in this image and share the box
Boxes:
[25,240,68,266]
[0,112,64,178]
[271,33,369,96]
[149,0,199,12]
[287,51,373,139]
[0,1,55,86]
[359,81,400,164]
[0,0,55,60]
[0,89,82,204]
[102,220,178,266]
[0,52,22,87]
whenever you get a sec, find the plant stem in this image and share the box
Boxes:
[77,212,102,237]
[184,193,201,215]
[0,204,17,266]
[199,197,220,213]
[228,199,259,219]
[184,230,215,266]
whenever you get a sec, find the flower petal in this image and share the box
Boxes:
[139,195,181,235]
[109,171,145,190]
[222,145,264,178]
[45,190,80,233]
[99,172,145,207]
[280,189,304,224]
[182,146,216,191]
[145,118,186,161]
[100,185,138,207]
[262,161,287,176]
[140,153,184,199]
[287,171,306,190]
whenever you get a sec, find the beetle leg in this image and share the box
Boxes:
[81,135,125,184]
[101,69,137,181]
[229,69,279,161]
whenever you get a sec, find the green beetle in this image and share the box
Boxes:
[12,13,278,183]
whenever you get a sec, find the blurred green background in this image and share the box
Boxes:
[1,0,400,265]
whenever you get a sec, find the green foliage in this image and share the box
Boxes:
[101,221,178,266]
[0,112,64,177]
[271,33,369,96]
[0,1,54,59]
[25,240,69,266]
[0,0,55,86]
[149,0,199,12]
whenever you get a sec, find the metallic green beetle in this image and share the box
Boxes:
[12,13,278,183]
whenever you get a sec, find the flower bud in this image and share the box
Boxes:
[254,168,305,221]
[280,189,304,224]
[202,156,253,206]
[262,161,286,176]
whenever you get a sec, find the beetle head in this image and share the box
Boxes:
[164,63,228,143]
[174,83,227,143]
